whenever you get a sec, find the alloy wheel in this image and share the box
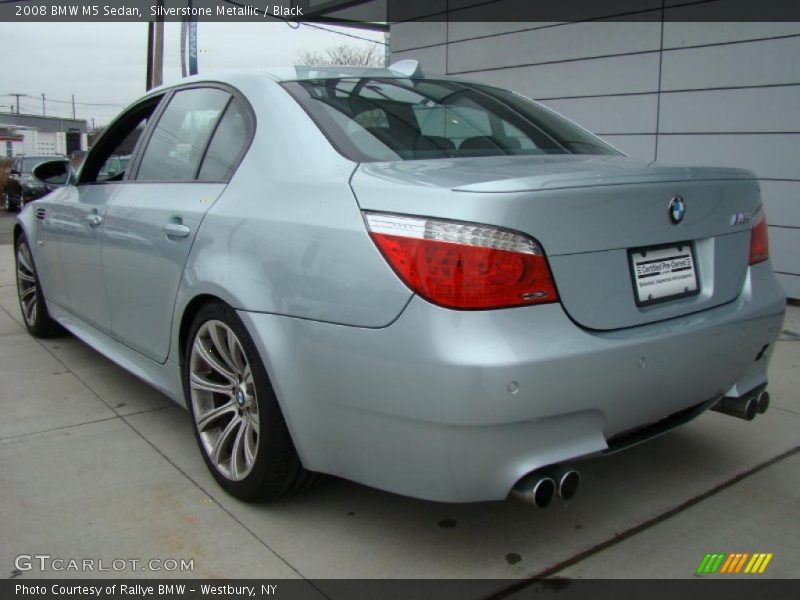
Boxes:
[189,320,260,481]
[16,242,38,327]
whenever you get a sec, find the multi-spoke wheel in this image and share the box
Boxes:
[190,320,260,482]
[15,235,61,338]
[184,302,318,501]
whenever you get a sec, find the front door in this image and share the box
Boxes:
[44,96,164,332]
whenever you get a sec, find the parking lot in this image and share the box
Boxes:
[0,209,798,589]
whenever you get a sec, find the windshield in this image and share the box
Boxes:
[282,78,620,162]
[22,157,59,173]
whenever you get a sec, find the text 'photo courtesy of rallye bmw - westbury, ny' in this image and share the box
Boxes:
[14,584,277,597]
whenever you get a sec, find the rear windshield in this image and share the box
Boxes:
[282,78,620,162]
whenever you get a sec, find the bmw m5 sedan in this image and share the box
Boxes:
[16,64,786,505]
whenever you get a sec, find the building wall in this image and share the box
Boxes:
[0,113,88,158]
[390,16,800,298]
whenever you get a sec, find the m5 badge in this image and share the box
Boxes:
[730,212,752,226]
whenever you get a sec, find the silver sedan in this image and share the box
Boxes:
[15,65,786,505]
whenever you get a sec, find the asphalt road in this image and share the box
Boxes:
[0,209,15,246]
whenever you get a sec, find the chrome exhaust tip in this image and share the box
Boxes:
[541,465,581,500]
[511,473,556,508]
[756,391,770,414]
[555,469,581,501]
[712,394,758,421]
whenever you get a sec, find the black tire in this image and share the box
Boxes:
[14,234,62,338]
[183,301,319,501]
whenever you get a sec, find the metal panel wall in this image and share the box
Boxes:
[390,13,800,297]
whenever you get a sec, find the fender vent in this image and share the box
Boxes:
[35,208,47,220]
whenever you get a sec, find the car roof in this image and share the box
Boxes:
[260,65,443,82]
[147,66,465,94]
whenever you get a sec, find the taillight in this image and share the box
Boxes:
[364,212,558,309]
[749,214,769,265]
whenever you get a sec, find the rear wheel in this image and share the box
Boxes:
[15,235,61,338]
[184,302,318,501]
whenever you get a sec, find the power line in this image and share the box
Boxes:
[296,21,387,46]
[2,93,126,108]
[44,96,126,107]
[220,0,387,45]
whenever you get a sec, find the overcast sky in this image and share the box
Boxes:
[1,22,385,126]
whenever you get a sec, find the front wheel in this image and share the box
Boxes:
[15,235,61,338]
[184,302,318,501]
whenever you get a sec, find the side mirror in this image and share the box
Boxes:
[32,160,74,187]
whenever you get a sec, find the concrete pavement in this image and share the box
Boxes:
[0,239,798,589]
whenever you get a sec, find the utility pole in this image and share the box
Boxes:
[153,19,164,86]
[71,94,76,119]
[180,19,187,77]
[41,93,46,116]
[146,0,165,90]
[7,93,27,114]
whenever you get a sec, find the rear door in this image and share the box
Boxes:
[101,85,253,362]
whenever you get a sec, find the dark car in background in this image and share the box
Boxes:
[4,155,70,212]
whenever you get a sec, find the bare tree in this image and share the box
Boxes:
[296,43,385,67]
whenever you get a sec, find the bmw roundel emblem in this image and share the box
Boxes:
[668,195,686,225]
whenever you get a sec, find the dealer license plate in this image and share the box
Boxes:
[629,243,699,305]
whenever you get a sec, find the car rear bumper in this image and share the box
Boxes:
[238,262,786,502]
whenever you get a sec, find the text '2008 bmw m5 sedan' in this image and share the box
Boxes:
[16,64,786,506]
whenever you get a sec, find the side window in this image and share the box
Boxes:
[136,88,230,182]
[80,97,162,185]
[197,98,249,181]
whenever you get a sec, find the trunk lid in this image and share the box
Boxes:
[351,155,760,330]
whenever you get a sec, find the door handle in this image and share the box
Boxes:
[163,222,191,239]
[86,213,103,227]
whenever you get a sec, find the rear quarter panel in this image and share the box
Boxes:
[170,76,412,364]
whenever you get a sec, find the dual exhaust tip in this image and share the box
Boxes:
[510,466,580,508]
[712,390,770,422]
[512,388,771,506]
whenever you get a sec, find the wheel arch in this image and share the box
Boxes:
[177,294,223,366]
[13,223,24,248]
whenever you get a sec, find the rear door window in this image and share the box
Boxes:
[136,87,230,182]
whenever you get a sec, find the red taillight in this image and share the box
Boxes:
[364,213,558,309]
[749,215,769,265]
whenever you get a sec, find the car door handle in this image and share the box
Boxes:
[86,214,103,227]
[163,223,191,239]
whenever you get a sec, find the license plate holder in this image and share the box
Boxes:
[629,243,700,306]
